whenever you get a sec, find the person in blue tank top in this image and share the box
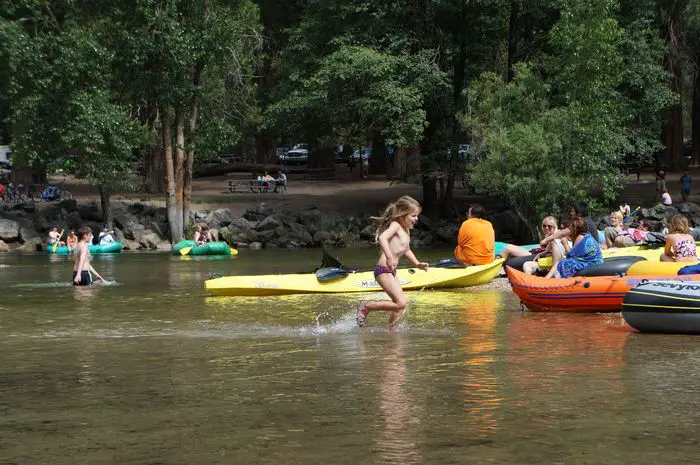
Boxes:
[545,217,603,279]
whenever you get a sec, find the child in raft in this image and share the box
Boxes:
[66,230,78,252]
[73,226,104,286]
[661,214,697,262]
[356,196,429,328]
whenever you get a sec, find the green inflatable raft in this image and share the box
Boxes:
[47,242,124,255]
[171,240,238,256]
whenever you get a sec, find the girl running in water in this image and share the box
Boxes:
[356,196,429,328]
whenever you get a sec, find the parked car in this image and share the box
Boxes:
[279,143,309,165]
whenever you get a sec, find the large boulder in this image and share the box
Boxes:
[299,208,322,232]
[139,231,162,249]
[65,211,83,231]
[313,230,332,245]
[19,226,40,242]
[434,224,459,243]
[256,215,281,232]
[244,204,274,222]
[256,229,277,242]
[12,201,37,213]
[288,222,313,245]
[643,204,678,221]
[205,208,234,228]
[230,217,256,232]
[0,218,20,242]
[678,202,700,216]
[122,240,142,251]
[77,203,103,222]
[114,212,142,239]
[18,238,42,252]
[0,239,8,252]
[57,199,78,213]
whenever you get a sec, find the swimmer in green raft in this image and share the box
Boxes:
[73,227,104,286]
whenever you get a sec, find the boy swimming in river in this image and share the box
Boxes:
[356,196,429,328]
[73,226,104,286]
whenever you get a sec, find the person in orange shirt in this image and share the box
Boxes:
[454,204,495,265]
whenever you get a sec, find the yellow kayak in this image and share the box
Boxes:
[627,260,700,276]
[537,246,663,270]
[204,259,505,296]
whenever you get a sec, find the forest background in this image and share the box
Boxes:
[0,0,699,241]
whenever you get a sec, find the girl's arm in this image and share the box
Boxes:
[573,234,584,246]
[377,222,401,268]
[404,249,429,270]
[664,235,674,257]
[541,228,570,246]
[89,264,104,281]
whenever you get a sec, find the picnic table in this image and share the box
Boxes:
[227,179,286,193]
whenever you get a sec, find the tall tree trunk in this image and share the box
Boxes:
[662,0,685,171]
[143,103,163,194]
[174,108,186,239]
[161,108,181,243]
[692,66,700,166]
[99,187,112,229]
[369,139,386,175]
[422,176,438,218]
[184,65,202,227]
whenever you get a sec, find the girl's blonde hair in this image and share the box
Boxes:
[373,195,421,242]
[669,214,690,234]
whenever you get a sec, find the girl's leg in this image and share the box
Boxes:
[544,245,564,278]
[523,260,538,275]
[660,253,673,262]
[358,274,406,326]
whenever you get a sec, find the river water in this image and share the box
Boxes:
[1,249,700,464]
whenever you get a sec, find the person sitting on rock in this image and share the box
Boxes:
[661,189,673,205]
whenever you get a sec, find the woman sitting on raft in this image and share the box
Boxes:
[500,216,567,275]
[603,211,625,249]
[661,215,697,262]
[545,217,603,278]
[522,217,570,275]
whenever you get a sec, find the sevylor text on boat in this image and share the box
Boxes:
[171,240,238,256]
[205,259,505,296]
[506,266,700,312]
[623,280,700,334]
[47,242,124,254]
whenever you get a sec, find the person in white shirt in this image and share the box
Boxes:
[661,189,673,206]
[98,227,115,245]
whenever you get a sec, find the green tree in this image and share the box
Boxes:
[465,0,673,236]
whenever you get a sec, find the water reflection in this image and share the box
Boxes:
[359,333,421,465]
[458,290,502,439]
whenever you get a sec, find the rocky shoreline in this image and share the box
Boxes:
[1,199,699,253]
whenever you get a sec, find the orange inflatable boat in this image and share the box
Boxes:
[506,266,700,313]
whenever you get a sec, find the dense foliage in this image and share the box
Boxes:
[1,0,699,235]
